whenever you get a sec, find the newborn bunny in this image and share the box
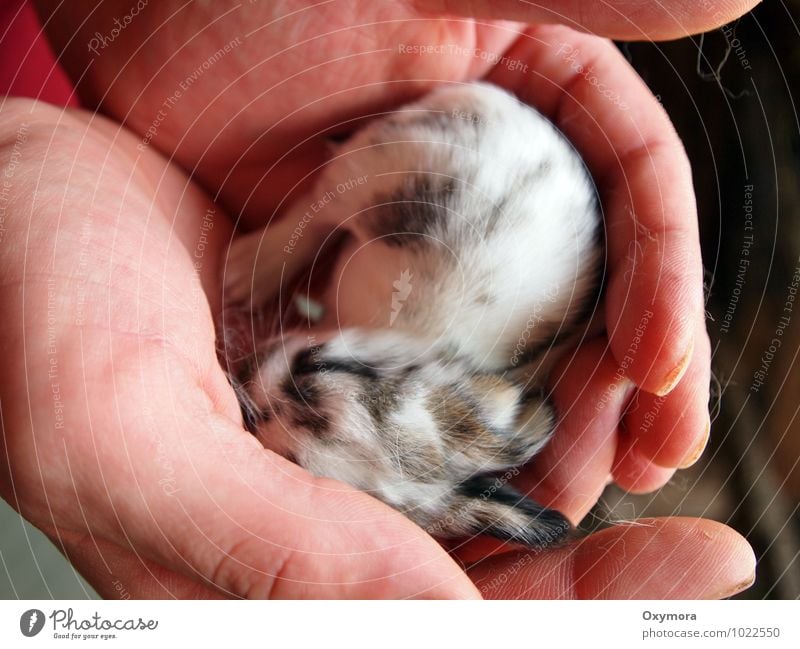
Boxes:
[223,82,603,548]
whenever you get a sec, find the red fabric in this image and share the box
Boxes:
[0,0,78,106]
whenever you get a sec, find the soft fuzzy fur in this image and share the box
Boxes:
[224,82,603,548]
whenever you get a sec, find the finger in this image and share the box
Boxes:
[523,338,632,523]
[48,528,225,599]
[613,435,677,494]
[488,27,703,396]
[412,0,761,40]
[469,517,755,599]
[621,320,711,469]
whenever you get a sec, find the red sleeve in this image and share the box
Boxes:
[0,0,79,107]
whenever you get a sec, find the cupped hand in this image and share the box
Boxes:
[6,0,760,597]
[0,100,480,598]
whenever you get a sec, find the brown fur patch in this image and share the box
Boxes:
[429,386,499,462]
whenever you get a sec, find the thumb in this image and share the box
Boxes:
[469,517,755,599]
[51,459,478,600]
[411,0,761,40]
[164,432,479,598]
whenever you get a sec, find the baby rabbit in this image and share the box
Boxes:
[223,82,603,549]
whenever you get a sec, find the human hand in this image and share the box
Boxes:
[17,0,760,597]
[0,99,489,598]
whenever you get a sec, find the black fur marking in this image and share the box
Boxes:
[458,476,571,549]
[320,359,380,380]
[290,347,323,376]
[239,393,260,434]
[227,372,262,435]
[235,352,262,388]
[289,408,330,437]
[518,386,546,406]
[291,348,380,381]
[366,176,457,248]
[282,377,320,408]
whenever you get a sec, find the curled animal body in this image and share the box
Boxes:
[223,82,604,548]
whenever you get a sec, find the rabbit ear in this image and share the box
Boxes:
[453,476,571,549]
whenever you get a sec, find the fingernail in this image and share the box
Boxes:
[654,338,694,397]
[679,417,710,469]
[712,571,756,600]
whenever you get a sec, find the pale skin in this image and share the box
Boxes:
[0,0,760,598]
